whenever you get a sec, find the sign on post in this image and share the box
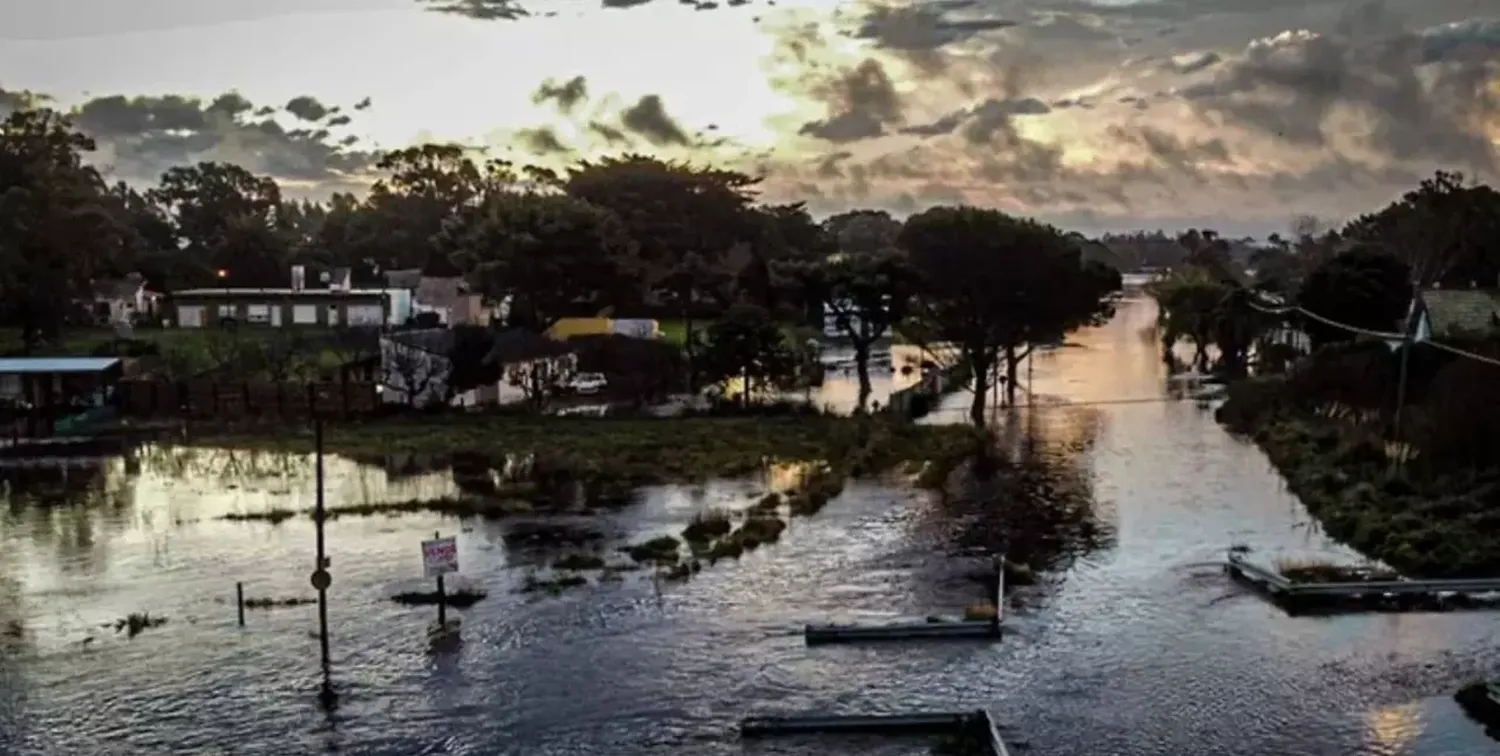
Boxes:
[422,536,458,578]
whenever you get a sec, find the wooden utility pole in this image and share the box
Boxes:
[312,418,336,708]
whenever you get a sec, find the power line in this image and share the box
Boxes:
[1243,298,1500,368]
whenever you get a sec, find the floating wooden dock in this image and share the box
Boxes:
[740,709,1011,755]
[1227,552,1500,596]
[805,555,1005,644]
[741,711,973,736]
[804,619,1001,644]
[1226,552,1500,600]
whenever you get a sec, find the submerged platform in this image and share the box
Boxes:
[740,709,1011,755]
[1226,552,1500,612]
[804,619,1001,645]
[1455,682,1500,730]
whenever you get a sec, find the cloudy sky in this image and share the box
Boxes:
[1,0,1497,235]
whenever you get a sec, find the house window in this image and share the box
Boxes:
[346,304,384,325]
[327,304,341,326]
[246,304,271,324]
[292,304,319,324]
[178,305,204,328]
[217,303,236,318]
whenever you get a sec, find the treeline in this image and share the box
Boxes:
[0,105,1121,423]
[1151,170,1500,482]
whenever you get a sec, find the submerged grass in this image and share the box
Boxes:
[194,415,979,484]
[391,587,489,608]
[112,613,167,638]
[1272,557,1399,584]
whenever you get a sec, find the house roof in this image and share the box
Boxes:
[415,276,468,309]
[173,288,390,300]
[0,357,121,375]
[486,329,572,365]
[1419,289,1500,336]
[384,269,423,289]
[387,327,454,355]
[92,275,145,300]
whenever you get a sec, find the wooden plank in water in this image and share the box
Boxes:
[741,711,975,737]
[804,620,1001,645]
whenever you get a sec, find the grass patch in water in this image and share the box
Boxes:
[192,415,980,485]
[113,613,167,638]
[750,492,783,513]
[520,573,589,594]
[391,587,489,607]
[1272,557,1399,584]
[622,535,682,564]
[218,496,537,524]
[243,596,317,610]
[552,552,607,570]
[681,509,733,543]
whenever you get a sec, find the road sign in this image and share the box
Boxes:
[310,569,332,591]
[422,536,459,578]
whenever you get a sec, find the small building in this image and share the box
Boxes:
[1409,288,1500,342]
[90,273,158,325]
[0,357,125,438]
[379,327,574,408]
[171,288,394,328]
[413,275,484,326]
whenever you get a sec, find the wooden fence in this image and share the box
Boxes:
[117,379,380,420]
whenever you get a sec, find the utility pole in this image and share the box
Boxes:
[311,418,336,709]
[1391,306,1416,467]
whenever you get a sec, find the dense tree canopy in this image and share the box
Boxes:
[1296,248,1413,348]
[902,207,1117,424]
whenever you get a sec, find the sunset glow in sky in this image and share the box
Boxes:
[1,0,1497,235]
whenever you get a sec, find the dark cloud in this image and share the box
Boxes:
[852,4,1016,52]
[1179,10,1500,171]
[515,126,570,154]
[415,0,759,17]
[901,97,1049,137]
[0,86,377,184]
[798,58,904,142]
[588,121,629,144]
[619,94,690,146]
[285,95,331,121]
[417,0,529,20]
[532,76,589,114]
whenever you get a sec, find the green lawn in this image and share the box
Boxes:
[0,327,356,380]
[656,318,818,347]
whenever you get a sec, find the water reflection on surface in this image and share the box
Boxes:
[0,293,1496,755]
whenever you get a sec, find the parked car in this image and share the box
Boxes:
[569,372,608,395]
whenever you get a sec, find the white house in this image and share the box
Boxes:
[91,274,156,325]
[380,327,576,408]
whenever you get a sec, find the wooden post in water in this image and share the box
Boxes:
[433,531,447,627]
[236,581,245,626]
[992,555,1005,634]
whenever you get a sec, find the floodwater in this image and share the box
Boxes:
[1,290,1498,755]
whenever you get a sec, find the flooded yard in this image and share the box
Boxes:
[1,292,1498,755]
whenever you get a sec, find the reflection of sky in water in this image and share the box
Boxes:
[3,285,1500,755]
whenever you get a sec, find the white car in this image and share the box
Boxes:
[569,372,608,395]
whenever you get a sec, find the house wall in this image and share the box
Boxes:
[378,337,453,408]
[497,353,579,405]
[174,295,388,328]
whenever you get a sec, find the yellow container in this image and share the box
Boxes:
[547,317,614,340]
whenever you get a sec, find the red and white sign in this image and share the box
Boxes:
[422,536,459,578]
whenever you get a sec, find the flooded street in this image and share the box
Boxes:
[2,290,1499,755]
